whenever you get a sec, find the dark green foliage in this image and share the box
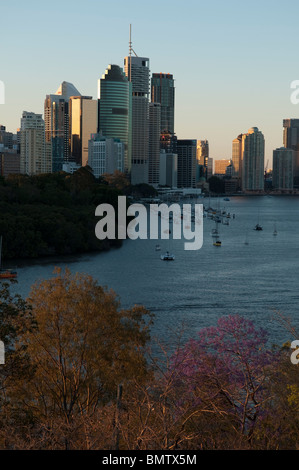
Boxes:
[208,175,225,194]
[0,170,123,260]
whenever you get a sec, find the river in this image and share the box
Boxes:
[9,195,299,351]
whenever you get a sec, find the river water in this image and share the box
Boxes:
[10,195,299,351]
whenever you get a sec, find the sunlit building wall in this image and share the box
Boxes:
[124,55,150,184]
[215,159,231,175]
[241,127,265,191]
[232,134,243,186]
[69,96,98,166]
[20,111,46,175]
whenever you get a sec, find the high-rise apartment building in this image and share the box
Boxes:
[232,134,243,184]
[0,151,20,177]
[272,147,294,191]
[20,112,46,175]
[283,119,299,186]
[44,82,81,172]
[151,73,175,135]
[177,139,197,188]
[159,150,177,188]
[0,126,13,150]
[124,55,150,184]
[88,133,124,178]
[98,64,132,174]
[69,96,98,166]
[148,102,161,185]
[45,95,68,172]
[160,131,177,154]
[241,127,265,191]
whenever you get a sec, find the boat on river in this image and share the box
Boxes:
[161,251,175,261]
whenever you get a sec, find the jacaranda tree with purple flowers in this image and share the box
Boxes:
[168,315,276,449]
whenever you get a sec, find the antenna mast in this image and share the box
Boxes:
[129,23,138,82]
[129,24,132,82]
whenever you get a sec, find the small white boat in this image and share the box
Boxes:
[155,244,161,251]
[161,251,175,261]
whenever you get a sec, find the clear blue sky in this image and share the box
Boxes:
[1,0,299,167]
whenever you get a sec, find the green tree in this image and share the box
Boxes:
[208,176,225,194]
[0,281,35,448]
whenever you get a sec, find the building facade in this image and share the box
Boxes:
[44,95,68,172]
[283,119,299,187]
[197,140,212,180]
[98,64,132,174]
[151,73,175,135]
[241,127,265,191]
[88,133,124,178]
[177,139,197,188]
[215,159,231,176]
[159,150,177,187]
[20,112,46,175]
[69,96,98,167]
[232,134,243,185]
[124,55,150,184]
[148,102,161,185]
[272,147,294,191]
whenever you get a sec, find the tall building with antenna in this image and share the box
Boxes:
[124,26,150,184]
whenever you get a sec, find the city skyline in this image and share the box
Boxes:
[2,0,299,166]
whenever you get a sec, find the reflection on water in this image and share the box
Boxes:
[9,196,299,350]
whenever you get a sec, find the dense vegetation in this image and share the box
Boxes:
[0,169,157,260]
[0,270,298,450]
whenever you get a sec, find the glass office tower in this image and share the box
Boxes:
[151,73,175,135]
[98,64,132,174]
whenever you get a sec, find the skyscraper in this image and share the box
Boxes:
[283,119,299,186]
[241,127,265,191]
[44,82,81,172]
[148,102,161,185]
[124,55,150,184]
[272,147,294,191]
[159,151,177,188]
[44,95,68,172]
[69,96,98,166]
[197,140,212,180]
[98,64,132,174]
[88,133,124,178]
[151,73,175,135]
[177,139,197,188]
[20,111,46,175]
[232,134,243,184]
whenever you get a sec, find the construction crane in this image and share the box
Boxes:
[264,159,269,180]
